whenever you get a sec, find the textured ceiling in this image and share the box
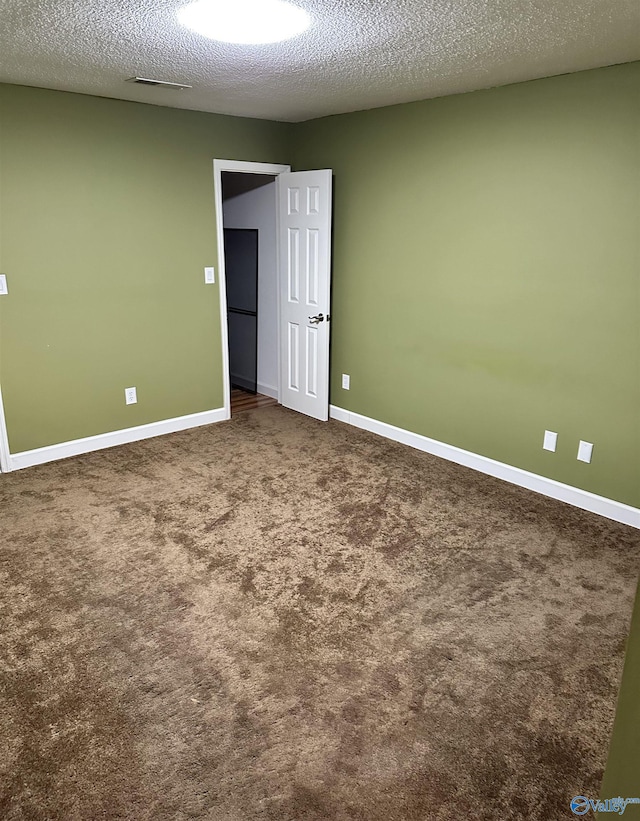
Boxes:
[0,0,638,122]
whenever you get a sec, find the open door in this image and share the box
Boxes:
[278,169,333,421]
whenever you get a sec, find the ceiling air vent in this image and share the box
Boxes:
[126,77,192,90]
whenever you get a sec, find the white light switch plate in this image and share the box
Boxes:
[577,440,593,463]
[543,430,558,452]
[204,267,215,284]
[342,374,350,390]
[0,274,8,295]
[125,387,137,405]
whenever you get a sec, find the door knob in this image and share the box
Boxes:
[308,313,325,324]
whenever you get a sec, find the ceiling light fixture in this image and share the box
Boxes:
[177,0,311,45]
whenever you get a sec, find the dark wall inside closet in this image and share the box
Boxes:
[225,228,259,393]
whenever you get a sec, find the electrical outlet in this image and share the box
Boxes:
[342,374,350,390]
[125,387,137,405]
[543,430,558,452]
[204,267,215,284]
[0,274,8,295]
[577,440,593,463]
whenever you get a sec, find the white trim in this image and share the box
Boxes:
[329,405,350,424]
[213,159,290,419]
[330,405,640,530]
[8,408,227,471]
[274,176,283,405]
[0,384,11,473]
[215,160,291,176]
[257,382,279,400]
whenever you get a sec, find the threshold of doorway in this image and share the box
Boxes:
[231,389,278,414]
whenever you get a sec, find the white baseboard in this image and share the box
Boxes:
[257,382,279,400]
[8,408,228,471]
[329,406,351,424]
[330,405,640,530]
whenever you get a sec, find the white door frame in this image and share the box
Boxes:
[0,384,12,472]
[213,159,291,419]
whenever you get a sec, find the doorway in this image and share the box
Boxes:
[214,159,333,422]
[214,160,290,418]
[221,170,280,415]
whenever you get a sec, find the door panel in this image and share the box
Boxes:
[278,170,332,421]
[288,322,300,391]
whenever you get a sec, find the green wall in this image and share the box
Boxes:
[0,85,291,452]
[293,63,640,508]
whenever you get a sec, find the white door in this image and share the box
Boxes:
[278,169,333,421]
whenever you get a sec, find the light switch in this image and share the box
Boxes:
[0,274,8,295]
[577,440,594,463]
[543,430,558,452]
[204,267,215,284]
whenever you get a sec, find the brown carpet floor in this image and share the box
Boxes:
[1,406,639,820]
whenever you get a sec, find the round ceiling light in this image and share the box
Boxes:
[177,0,311,45]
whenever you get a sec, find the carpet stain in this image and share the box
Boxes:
[1,405,639,820]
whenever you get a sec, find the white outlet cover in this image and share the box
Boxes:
[342,374,350,390]
[204,267,215,284]
[577,440,594,463]
[0,274,8,295]
[543,430,558,452]
[125,387,137,405]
